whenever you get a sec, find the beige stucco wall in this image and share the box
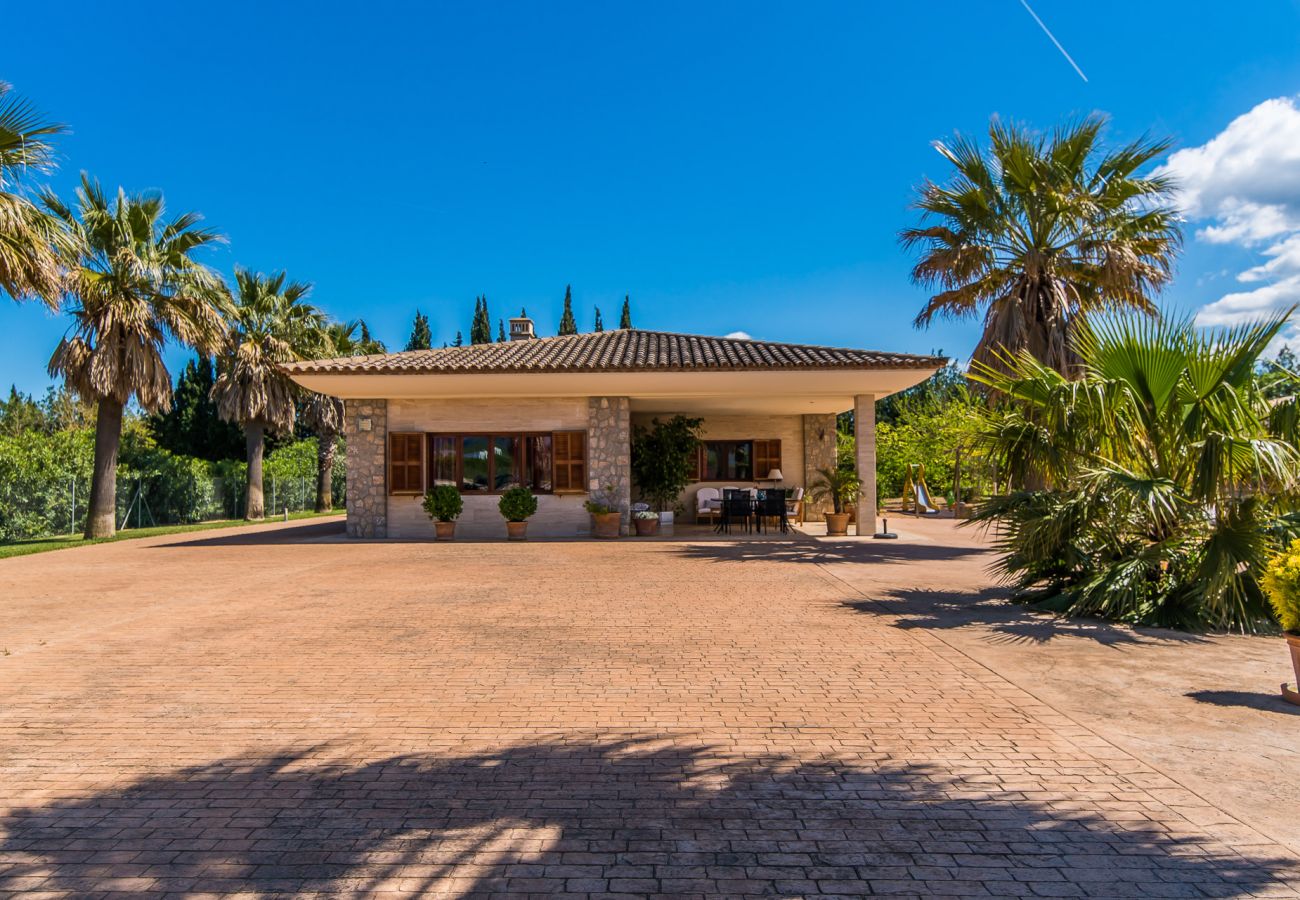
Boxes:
[631,412,805,520]
[385,397,593,540]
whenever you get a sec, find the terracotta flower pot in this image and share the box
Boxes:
[435,521,456,542]
[1284,633,1300,707]
[825,512,851,536]
[591,512,621,539]
[506,521,528,541]
[633,517,659,536]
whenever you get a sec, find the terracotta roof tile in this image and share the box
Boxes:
[282,329,946,376]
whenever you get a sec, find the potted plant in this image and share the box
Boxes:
[632,509,660,536]
[422,484,464,541]
[1263,539,1300,705]
[498,485,538,540]
[808,466,863,536]
[584,486,622,539]
[631,415,703,528]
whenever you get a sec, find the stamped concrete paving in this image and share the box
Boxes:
[0,519,1297,898]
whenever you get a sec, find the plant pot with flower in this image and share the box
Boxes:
[585,486,623,539]
[633,510,660,536]
[498,485,538,541]
[808,466,863,537]
[1263,540,1300,705]
[422,484,464,541]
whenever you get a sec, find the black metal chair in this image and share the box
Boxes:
[759,488,788,533]
[719,489,753,534]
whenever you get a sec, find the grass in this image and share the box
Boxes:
[0,509,341,560]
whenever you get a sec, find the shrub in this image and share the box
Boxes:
[498,485,538,522]
[631,415,703,511]
[807,466,862,515]
[1264,540,1300,634]
[584,486,618,515]
[422,485,463,522]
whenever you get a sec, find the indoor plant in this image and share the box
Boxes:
[631,415,703,526]
[422,484,464,541]
[1263,539,1300,705]
[808,466,863,536]
[632,509,660,536]
[498,485,538,540]
[585,485,622,539]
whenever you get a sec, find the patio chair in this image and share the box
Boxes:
[785,486,805,525]
[719,489,754,535]
[758,488,788,533]
[695,487,721,523]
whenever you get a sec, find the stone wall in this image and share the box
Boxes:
[343,399,387,538]
[802,413,838,519]
[587,397,632,533]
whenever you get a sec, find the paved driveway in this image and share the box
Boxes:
[0,520,1297,898]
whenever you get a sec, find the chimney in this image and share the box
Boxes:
[509,308,536,341]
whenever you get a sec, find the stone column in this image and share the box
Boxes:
[854,394,876,537]
[587,397,632,534]
[343,399,387,538]
[802,413,837,519]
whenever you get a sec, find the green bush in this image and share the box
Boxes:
[0,428,94,539]
[498,485,538,522]
[1264,540,1300,634]
[422,484,463,522]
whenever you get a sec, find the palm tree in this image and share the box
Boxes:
[213,268,325,519]
[43,175,227,538]
[0,82,68,305]
[902,115,1181,376]
[971,312,1300,632]
[299,320,373,512]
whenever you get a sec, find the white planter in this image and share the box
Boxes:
[658,511,674,526]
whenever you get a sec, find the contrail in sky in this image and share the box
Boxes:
[1019,0,1088,83]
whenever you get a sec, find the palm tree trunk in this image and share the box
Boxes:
[245,422,265,520]
[315,431,336,512]
[85,398,124,539]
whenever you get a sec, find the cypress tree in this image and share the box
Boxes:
[497,319,506,342]
[452,330,464,347]
[405,310,432,351]
[619,295,632,329]
[557,285,578,335]
[470,295,493,344]
[593,307,604,332]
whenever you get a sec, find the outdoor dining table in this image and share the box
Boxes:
[714,489,790,535]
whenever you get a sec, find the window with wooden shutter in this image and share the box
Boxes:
[388,432,424,494]
[553,430,587,493]
[754,439,782,479]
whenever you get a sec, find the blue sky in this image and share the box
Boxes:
[4,0,1300,395]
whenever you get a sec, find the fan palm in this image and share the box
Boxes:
[42,175,227,538]
[971,312,1300,632]
[902,115,1181,376]
[212,268,326,519]
[298,320,376,512]
[0,82,68,305]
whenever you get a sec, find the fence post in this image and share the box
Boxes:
[70,477,75,535]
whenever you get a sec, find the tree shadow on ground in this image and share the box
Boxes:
[1185,690,1300,717]
[854,586,1209,649]
[670,537,989,566]
[1,736,1294,897]
[159,519,346,547]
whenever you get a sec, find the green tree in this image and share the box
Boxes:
[212,269,326,520]
[902,115,1181,376]
[358,320,386,354]
[299,319,372,511]
[1260,346,1299,401]
[42,175,227,538]
[619,294,632,329]
[0,386,44,436]
[147,356,244,461]
[558,285,578,335]
[452,330,463,347]
[470,295,492,344]
[497,319,506,342]
[630,415,703,511]
[973,312,1300,632]
[593,307,604,332]
[0,82,67,306]
[405,310,432,351]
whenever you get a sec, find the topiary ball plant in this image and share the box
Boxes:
[422,484,463,523]
[498,485,538,522]
[1264,539,1300,634]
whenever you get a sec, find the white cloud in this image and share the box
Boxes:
[723,330,753,340]
[1155,96,1300,337]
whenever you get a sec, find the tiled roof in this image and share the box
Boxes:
[282,329,946,375]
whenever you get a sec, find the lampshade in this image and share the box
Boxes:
[766,468,784,482]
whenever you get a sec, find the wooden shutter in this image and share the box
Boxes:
[754,439,782,479]
[388,432,425,494]
[552,430,587,492]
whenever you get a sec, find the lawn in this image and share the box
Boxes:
[0,509,341,560]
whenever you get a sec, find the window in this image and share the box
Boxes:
[418,432,583,494]
[696,439,781,482]
[388,433,425,494]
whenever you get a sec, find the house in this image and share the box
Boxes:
[282,315,944,539]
